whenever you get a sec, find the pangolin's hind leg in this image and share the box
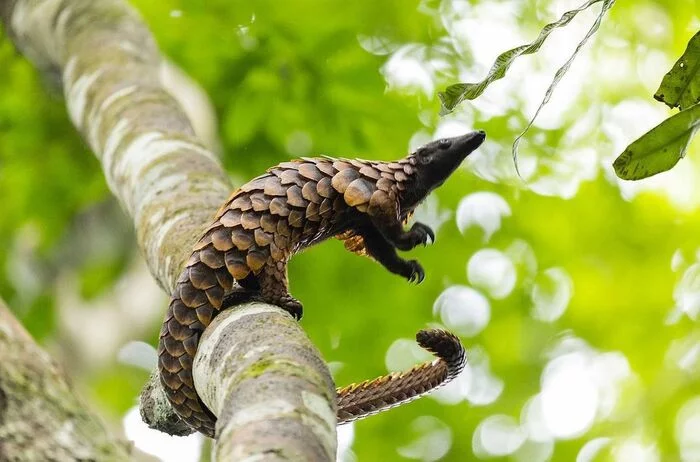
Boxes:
[256,260,303,320]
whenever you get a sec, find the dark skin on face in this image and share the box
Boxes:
[399,130,487,213]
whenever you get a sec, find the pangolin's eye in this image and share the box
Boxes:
[438,139,451,149]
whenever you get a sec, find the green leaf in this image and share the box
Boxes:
[438,0,615,115]
[654,31,700,111]
[613,103,700,180]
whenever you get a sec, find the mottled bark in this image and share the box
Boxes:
[1,0,336,460]
[0,298,132,461]
[194,304,336,461]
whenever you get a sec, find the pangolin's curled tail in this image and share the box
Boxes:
[335,329,467,424]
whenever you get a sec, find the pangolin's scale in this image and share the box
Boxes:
[158,156,465,437]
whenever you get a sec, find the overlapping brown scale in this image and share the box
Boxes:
[169,390,188,408]
[288,209,305,228]
[347,159,368,170]
[163,334,186,357]
[240,211,261,230]
[171,299,199,326]
[376,177,394,192]
[298,163,323,181]
[333,159,353,171]
[286,185,307,208]
[250,193,270,212]
[280,169,304,186]
[403,163,414,175]
[380,171,395,180]
[186,252,201,267]
[240,175,269,192]
[192,233,213,251]
[183,335,199,357]
[196,304,214,325]
[219,209,242,228]
[278,161,300,169]
[254,228,273,246]
[260,214,277,233]
[204,285,224,309]
[301,182,321,203]
[246,249,268,272]
[344,178,375,207]
[269,197,290,217]
[264,177,287,196]
[230,195,253,211]
[214,267,233,291]
[198,245,225,269]
[181,384,199,401]
[184,395,203,411]
[332,169,361,193]
[277,219,291,238]
[177,268,190,283]
[274,233,289,251]
[306,202,321,221]
[368,189,392,217]
[167,317,191,341]
[269,241,285,261]
[188,262,218,290]
[225,249,251,280]
[268,167,284,178]
[231,227,255,250]
[178,353,193,370]
[160,351,182,374]
[373,162,393,173]
[394,170,408,182]
[316,177,334,198]
[179,284,209,309]
[210,227,234,252]
[359,165,381,179]
[160,367,184,389]
[315,160,336,176]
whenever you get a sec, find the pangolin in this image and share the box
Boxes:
[158,130,486,437]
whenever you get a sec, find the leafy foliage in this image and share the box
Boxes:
[615,31,700,180]
[613,103,700,180]
[655,31,700,111]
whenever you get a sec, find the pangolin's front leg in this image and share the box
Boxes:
[376,220,435,251]
[257,260,303,319]
[358,225,425,283]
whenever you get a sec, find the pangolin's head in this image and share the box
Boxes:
[399,131,486,213]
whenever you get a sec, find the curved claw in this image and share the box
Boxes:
[406,260,425,284]
[411,222,435,247]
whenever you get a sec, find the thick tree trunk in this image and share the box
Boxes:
[0,298,132,461]
[0,0,337,460]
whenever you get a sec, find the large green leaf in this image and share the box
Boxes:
[438,0,615,114]
[654,31,700,111]
[613,103,700,180]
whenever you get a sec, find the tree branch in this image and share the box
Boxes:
[1,0,337,458]
[0,298,132,461]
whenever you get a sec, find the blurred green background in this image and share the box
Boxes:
[1,0,700,460]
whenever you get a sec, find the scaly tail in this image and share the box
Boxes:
[335,329,467,423]
[158,248,235,438]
